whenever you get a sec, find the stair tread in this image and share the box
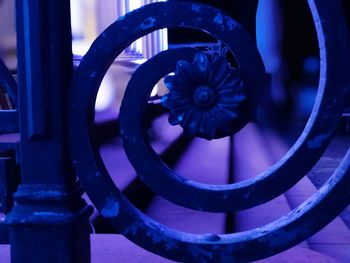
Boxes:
[234,124,296,231]
[144,137,229,234]
[0,235,339,263]
[263,129,350,262]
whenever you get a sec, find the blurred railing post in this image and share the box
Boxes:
[5,1,92,262]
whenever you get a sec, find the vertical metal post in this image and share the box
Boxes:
[6,1,92,262]
[225,135,235,233]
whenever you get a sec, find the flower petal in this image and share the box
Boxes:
[173,74,196,92]
[162,94,192,110]
[216,74,242,92]
[164,75,175,90]
[168,107,191,125]
[200,113,217,139]
[209,56,230,86]
[218,93,246,105]
[193,52,211,82]
[215,104,239,119]
[176,60,201,86]
[181,106,206,136]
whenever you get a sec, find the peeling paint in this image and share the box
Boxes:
[150,231,178,250]
[140,17,156,30]
[34,190,63,197]
[213,14,223,25]
[101,197,119,218]
[191,4,200,12]
[177,113,184,122]
[203,233,221,242]
[189,245,214,261]
[124,223,139,236]
[226,20,236,30]
[33,212,64,216]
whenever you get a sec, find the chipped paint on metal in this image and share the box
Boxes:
[213,13,223,25]
[140,17,156,30]
[32,190,62,198]
[123,222,140,236]
[188,245,214,262]
[101,197,119,218]
[68,1,350,262]
[118,15,126,21]
[227,20,236,30]
[33,212,64,216]
[203,233,221,242]
[191,4,200,12]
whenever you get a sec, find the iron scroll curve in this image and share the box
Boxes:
[118,0,350,212]
[0,60,18,134]
[68,1,350,262]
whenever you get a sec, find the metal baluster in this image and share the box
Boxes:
[5,1,92,262]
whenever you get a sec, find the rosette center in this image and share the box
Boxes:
[193,85,215,108]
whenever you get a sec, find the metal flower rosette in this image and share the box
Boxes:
[162,52,247,140]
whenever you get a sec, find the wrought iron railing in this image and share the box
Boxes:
[1,1,350,262]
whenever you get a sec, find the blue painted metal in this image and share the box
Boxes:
[68,1,350,262]
[70,0,350,215]
[4,0,93,262]
[162,52,247,140]
[118,1,350,212]
[0,6,20,246]
[0,59,18,134]
[0,0,346,262]
[21,0,50,138]
[0,156,19,213]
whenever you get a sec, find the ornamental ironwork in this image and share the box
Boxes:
[162,52,247,140]
[68,1,350,262]
[0,1,349,262]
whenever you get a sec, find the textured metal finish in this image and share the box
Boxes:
[162,52,247,140]
[0,60,18,134]
[118,0,350,212]
[67,1,350,262]
[5,1,93,262]
[0,12,19,245]
[0,157,18,213]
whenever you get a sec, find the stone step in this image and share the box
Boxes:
[91,234,174,263]
[233,124,312,262]
[144,137,229,234]
[0,234,338,263]
[262,129,350,262]
[90,234,335,263]
[2,124,348,262]
[233,124,300,234]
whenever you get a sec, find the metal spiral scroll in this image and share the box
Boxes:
[69,1,350,262]
[0,60,18,134]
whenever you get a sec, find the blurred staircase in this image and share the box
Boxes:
[1,117,350,262]
[89,118,350,262]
